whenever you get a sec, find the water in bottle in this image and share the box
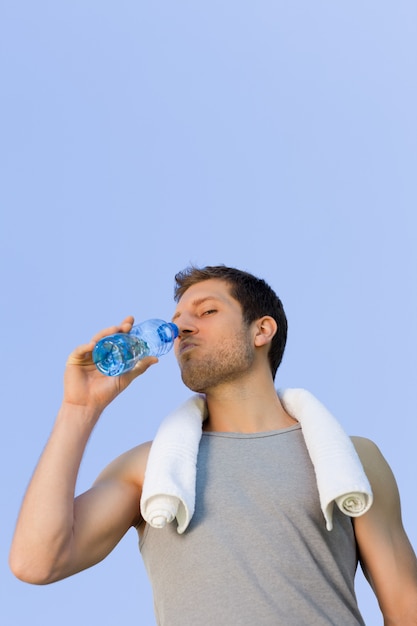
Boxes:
[93,318,179,376]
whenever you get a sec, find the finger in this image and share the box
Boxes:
[67,317,138,368]
[90,316,135,344]
[122,356,159,383]
[118,316,135,334]
[66,341,96,366]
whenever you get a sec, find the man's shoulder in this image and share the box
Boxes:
[350,435,381,461]
[95,440,153,489]
[350,436,396,493]
[350,435,389,471]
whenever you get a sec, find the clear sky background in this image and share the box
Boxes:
[1,2,416,624]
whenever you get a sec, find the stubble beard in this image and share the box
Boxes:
[179,328,255,394]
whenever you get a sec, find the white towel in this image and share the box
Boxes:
[280,388,373,530]
[140,395,207,534]
[140,388,373,533]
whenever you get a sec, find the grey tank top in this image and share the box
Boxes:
[140,424,366,626]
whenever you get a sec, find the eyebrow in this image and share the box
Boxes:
[172,296,221,321]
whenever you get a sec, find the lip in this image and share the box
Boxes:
[178,340,198,356]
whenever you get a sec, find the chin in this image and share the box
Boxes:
[182,380,205,394]
[180,372,207,394]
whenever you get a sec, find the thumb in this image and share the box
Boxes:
[120,355,159,386]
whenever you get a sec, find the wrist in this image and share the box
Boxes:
[58,401,103,427]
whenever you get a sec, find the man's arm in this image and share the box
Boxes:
[352,436,417,625]
[9,317,157,585]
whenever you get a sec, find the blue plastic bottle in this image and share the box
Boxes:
[93,318,179,376]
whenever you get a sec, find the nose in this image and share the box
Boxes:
[175,313,198,337]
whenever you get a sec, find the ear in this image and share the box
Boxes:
[253,316,277,347]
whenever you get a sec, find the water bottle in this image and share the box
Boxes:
[93,318,179,376]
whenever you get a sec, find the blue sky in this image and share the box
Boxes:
[1,2,416,624]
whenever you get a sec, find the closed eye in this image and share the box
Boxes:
[202,309,217,316]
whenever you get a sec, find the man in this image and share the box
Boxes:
[9,265,417,624]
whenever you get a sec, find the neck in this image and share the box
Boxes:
[203,376,297,434]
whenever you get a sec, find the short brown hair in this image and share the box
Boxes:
[174,265,287,379]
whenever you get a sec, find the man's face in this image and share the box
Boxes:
[172,279,255,393]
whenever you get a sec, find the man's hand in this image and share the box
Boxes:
[63,316,158,413]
